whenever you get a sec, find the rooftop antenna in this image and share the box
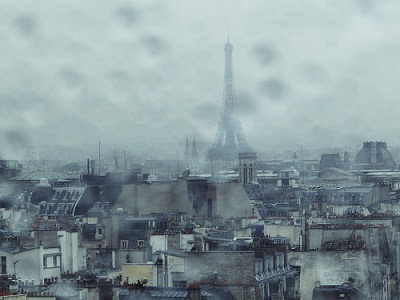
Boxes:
[176,149,179,179]
[211,155,214,180]
[301,145,304,185]
[98,141,101,175]
[124,150,127,171]
[114,150,119,172]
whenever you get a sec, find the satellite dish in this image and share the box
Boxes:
[141,277,148,284]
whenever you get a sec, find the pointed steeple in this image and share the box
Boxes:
[184,136,190,162]
[192,136,199,167]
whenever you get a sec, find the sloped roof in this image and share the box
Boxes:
[319,168,353,177]
[87,204,107,217]
[150,289,213,298]
[8,170,77,182]
[119,286,225,299]
[43,283,80,297]
[313,284,365,300]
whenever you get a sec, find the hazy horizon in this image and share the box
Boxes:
[2,1,400,159]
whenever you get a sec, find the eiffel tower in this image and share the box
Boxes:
[208,39,252,162]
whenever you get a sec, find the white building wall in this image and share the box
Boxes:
[179,234,194,251]
[42,247,61,282]
[14,247,42,283]
[150,235,168,252]
[57,231,85,273]
[0,246,61,284]
[263,224,302,246]
[71,232,78,272]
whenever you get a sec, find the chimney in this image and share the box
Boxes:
[146,246,153,263]
[188,284,201,300]
[164,253,168,287]
[98,284,113,300]
[155,258,163,287]
[90,160,96,175]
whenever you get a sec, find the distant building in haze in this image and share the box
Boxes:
[354,141,396,170]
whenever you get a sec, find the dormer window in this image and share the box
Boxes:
[57,204,65,214]
[121,240,128,250]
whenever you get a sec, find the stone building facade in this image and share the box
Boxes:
[239,153,257,184]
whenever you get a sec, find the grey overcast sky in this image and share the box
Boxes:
[1,0,400,157]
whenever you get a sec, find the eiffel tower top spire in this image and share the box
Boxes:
[208,40,251,162]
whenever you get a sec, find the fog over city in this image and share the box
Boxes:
[4,2,400,299]
[2,0,400,158]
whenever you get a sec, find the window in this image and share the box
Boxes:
[66,203,74,215]
[98,228,103,235]
[1,256,6,274]
[46,204,53,214]
[57,204,65,214]
[137,240,144,247]
[43,256,59,268]
[39,203,47,214]
[121,240,128,250]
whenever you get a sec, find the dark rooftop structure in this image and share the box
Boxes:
[319,154,344,171]
[8,170,76,183]
[355,141,396,170]
[42,282,80,299]
[0,159,22,180]
[119,286,222,299]
[312,282,366,300]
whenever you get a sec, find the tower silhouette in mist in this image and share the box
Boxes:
[184,136,200,169]
[208,39,251,162]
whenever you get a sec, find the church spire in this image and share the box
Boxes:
[192,136,199,167]
[184,136,190,162]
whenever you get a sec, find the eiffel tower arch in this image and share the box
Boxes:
[208,39,252,162]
